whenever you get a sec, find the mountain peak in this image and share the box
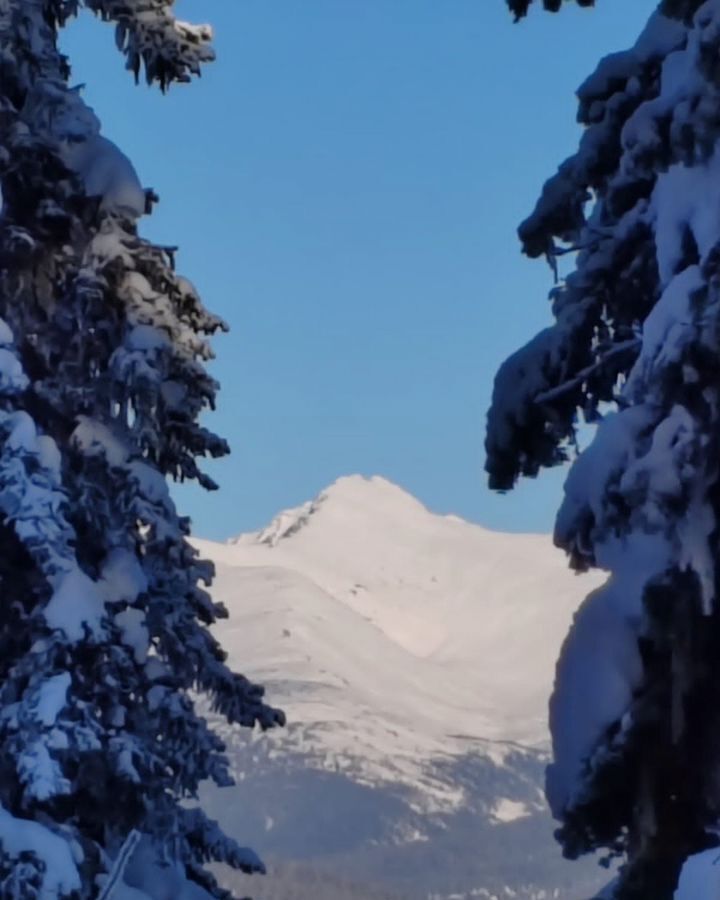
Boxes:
[198,478,602,783]
[195,478,608,899]
[324,473,407,495]
[230,474,435,548]
[320,474,430,513]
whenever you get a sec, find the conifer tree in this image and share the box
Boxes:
[488,1,720,896]
[0,1,283,896]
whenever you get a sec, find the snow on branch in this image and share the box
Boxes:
[0,804,80,896]
[78,0,215,90]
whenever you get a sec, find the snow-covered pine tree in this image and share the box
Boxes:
[487,2,720,897]
[0,1,283,896]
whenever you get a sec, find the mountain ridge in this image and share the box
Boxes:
[228,475,500,548]
[195,474,603,759]
[193,475,609,898]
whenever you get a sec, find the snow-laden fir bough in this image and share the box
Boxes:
[0,1,283,896]
[489,0,720,897]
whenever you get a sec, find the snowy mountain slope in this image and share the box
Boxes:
[193,476,608,898]
[196,476,603,789]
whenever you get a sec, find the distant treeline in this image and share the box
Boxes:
[213,858,411,900]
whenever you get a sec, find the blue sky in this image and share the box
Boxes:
[62,0,657,540]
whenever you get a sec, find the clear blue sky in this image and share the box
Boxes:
[61,0,657,540]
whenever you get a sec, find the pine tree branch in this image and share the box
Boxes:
[534,338,640,405]
[97,830,141,900]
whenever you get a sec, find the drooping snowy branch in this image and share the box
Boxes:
[65,0,215,90]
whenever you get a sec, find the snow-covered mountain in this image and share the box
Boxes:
[193,476,610,899]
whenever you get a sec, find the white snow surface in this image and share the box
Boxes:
[114,608,149,664]
[101,549,148,606]
[674,848,720,899]
[491,797,533,824]
[546,576,645,816]
[195,475,603,806]
[44,567,107,643]
[626,266,703,399]
[0,347,29,395]
[122,837,224,900]
[0,804,80,897]
[49,85,144,216]
[33,672,71,728]
[60,135,145,218]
